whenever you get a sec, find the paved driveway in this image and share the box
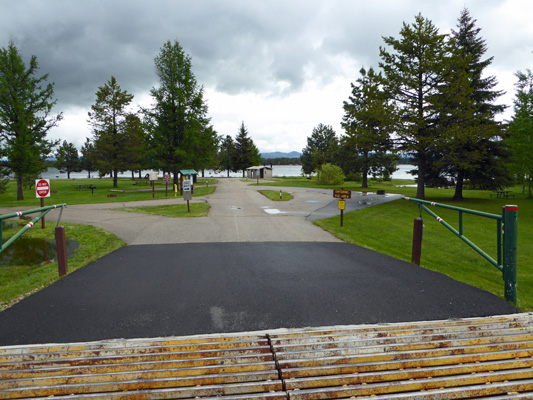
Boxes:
[56,179,343,244]
[0,179,518,345]
[0,242,518,345]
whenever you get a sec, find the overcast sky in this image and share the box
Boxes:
[1,0,532,153]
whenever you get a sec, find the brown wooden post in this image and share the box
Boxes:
[412,217,423,265]
[55,226,68,276]
[41,198,45,229]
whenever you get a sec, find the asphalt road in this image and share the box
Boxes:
[0,242,518,345]
[0,179,519,345]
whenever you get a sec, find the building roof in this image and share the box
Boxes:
[246,166,272,170]
[180,169,197,175]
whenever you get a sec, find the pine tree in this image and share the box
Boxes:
[233,122,261,177]
[379,14,448,199]
[301,124,338,175]
[0,41,62,200]
[508,69,533,197]
[88,76,134,187]
[438,8,507,199]
[219,135,236,177]
[80,138,97,178]
[145,40,210,185]
[55,140,80,179]
[342,67,395,188]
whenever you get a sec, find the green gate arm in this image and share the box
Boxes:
[404,197,518,305]
[418,203,502,272]
[0,204,66,221]
[404,197,501,220]
[0,204,67,254]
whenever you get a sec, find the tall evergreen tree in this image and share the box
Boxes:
[122,113,146,178]
[0,41,62,200]
[342,67,395,188]
[233,122,261,177]
[508,69,533,197]
[88,76,134,187]
[144,40,210,185]
[190,125,220,176]
[55,140,80,179]
[301,123,338,175]
[379,14,448,199]
[80,137,97,178]
[437,8,507,199]
[219,135,236,177]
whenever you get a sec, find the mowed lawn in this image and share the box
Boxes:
[264,177,532,311]
[0,177,216,207]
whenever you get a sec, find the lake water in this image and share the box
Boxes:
[41,164,416,180]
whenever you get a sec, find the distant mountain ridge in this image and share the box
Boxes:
[261,151,301,159]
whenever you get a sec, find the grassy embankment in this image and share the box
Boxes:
[261,177,532,311]
[0,177,216,309]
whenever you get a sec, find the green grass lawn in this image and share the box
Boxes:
[0,178,216,207]
[258,190,294,201]
[116,202,210,218]
[0,220,125,310]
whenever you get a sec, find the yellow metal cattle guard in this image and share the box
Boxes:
[0,313,532,398]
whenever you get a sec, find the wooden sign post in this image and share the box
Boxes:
[333,188,351,227]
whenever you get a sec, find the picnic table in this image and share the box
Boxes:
[73,184,96,194]
[490,190,515,199]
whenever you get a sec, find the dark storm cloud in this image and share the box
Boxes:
[0,0,530,151]
[1,0,381,106]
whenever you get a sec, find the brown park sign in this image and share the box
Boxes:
[333,189,351,199]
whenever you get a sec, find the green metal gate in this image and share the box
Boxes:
[405,197,518,305]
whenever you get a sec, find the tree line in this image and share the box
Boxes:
[301,8,532,199]
[0,40,261,200]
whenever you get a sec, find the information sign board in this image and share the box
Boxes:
[183,179,192,192]
[333,189,351,199]
[163,174,171,183]
[149,172,158,181]
[35,179,51,198]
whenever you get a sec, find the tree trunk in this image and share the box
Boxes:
[173,167,179,186]
[453,170,464,200]
[416,160,426,200]
[362,151,369,189]
[113,169,118,188]
[16,173,24,201]
[227,169,230,177]
[67,171,71,179]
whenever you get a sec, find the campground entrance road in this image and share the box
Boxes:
[0,179,519,345]
[57,179,351,244]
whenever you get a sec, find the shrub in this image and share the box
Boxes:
[315,163,345,185]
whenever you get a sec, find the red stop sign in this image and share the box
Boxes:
[35,179,51,198]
